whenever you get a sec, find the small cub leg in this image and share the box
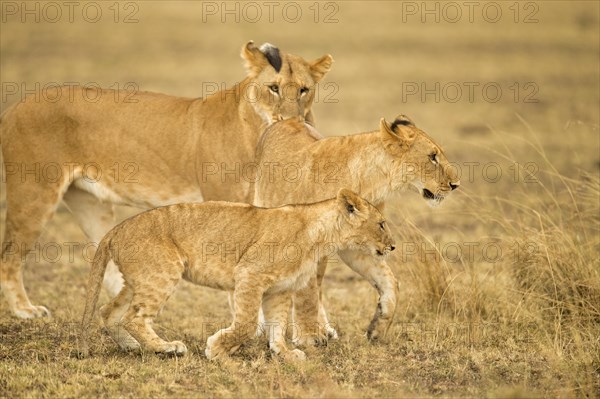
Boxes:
[100,284,140,351]
[262,291,306,362]
[206,278,263,360]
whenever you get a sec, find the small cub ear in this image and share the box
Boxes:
[337,188,367,220]
[380,116,417,146]
[310,54,334,82]
[241,41,269,76]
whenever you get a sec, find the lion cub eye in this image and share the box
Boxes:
[269,84,279,94]
[429,153,438,165]
[300,87,309,95]
[379,221,385,230]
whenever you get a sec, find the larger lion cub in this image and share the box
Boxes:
[79,189,394,360]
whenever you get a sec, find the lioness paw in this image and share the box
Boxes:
[14,305,51,319]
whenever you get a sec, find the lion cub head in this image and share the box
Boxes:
[241,41,333,124]
[380,115,460,207]
[337,189,396,257]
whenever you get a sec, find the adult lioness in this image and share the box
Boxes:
[79,189,395,360]
[0,42,333,319]
[252,115,460,344]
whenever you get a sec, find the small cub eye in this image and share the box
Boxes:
[300,87,309,95]
[429,153,438,164]
[269,85,279,94]
[379,221,385,230]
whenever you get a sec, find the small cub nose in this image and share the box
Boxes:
[449,182,459,191]
[390,245,396,251]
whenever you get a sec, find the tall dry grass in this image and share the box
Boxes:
[391,121,599,396]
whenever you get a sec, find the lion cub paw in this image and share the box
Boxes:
[205,335,226,360]
[14,305,51,319]
[280,348,307,362]
[294,332,328,347]
[155,340,187,356]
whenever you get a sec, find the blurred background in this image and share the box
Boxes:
[1,1,599,397]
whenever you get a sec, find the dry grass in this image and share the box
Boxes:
[1,1,599,398]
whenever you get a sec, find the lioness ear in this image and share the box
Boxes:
[337,188,367,221]
[380,116,417,146]
[310,54,334,82]
[241,41,282,76]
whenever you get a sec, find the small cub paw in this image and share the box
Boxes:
[15,305,51,319]
[118,339,141,352]
[281,348,307,362]
[325,325,339,340]
[156,341,187,356]
[294,332,328,347]
[205,335,225,360]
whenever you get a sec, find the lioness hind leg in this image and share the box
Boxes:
[100,284,140,351]
[1,177,68,318]
[63,187,123,297]
[262,291,306,362]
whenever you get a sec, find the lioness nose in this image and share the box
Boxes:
[450,182,459,191]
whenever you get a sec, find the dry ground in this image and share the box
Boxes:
[1,1,599,398]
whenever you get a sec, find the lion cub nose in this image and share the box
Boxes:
[449,182,460,191]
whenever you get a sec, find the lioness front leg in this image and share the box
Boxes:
[1,178,68,318]
[338,249,398,341]
[205,278,263,360]
[262,291,306,361]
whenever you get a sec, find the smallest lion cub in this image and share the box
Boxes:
[79,189,395,361]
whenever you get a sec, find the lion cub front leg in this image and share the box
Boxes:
[205,278,263,360]
[262,291,306,362]
[292,259,333,346]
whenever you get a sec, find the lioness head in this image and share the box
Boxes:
[380,115,460,207]
[337,189,396,257]
[241,41,333,124]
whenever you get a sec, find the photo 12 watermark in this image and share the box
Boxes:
[1,82,140,104]
[400,1,540,24]
[1,1,140,23]
[199,1,340,24]
[401,81,539,104]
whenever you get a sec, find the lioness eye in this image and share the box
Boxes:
[300,87,309,95]
[379,221,385,230]
[429,153,438,164]
[269,85,279,94]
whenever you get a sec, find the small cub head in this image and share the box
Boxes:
[241,41,333,124]
[337,189,395,257]
[380,115,460,207]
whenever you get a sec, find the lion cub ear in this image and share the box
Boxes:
[380,116,417,147]
[241,41,282,76]
[337,188,368,222]
[310,54,334,82]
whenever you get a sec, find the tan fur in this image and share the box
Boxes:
[251,115,460,343]
[0,42,333,318]
[79,189,394,360]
